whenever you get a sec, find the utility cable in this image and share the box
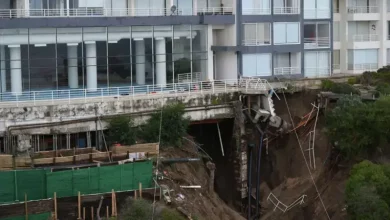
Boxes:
[152,101,164,220]
[278,81,331,220]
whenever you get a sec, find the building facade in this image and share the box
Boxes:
[333,0,389,74]
[0,0,333,96]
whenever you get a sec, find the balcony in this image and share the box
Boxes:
[347,6,379,13]
[304,8,331,19]
[242,39,271,46]
[351,34,379,42]
[242,8,271,15]
[274,67,300,75]
[0,7,234,18]
[273,7,300,15]
[304,37,330,49]
[304,67,330,78]
[348,63,378,71]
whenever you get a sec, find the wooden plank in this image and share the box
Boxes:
[111,143,159,155]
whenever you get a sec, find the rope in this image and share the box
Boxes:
[152,101,164,220]
[279,85,331,220]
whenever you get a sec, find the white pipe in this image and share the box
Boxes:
[85,42,97,91]
[67,45,78,88]
[0,45,6,92]
[0,30,197,45]
[9,46,22,94]
[180,186,201,189]
[217,122,225,156]
[155,38,166,86]
[135,40,146,85]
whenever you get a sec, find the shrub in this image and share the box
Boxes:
[347,77,358,85]
[141,104,190,147]
[119,198,153,220]
[376,82,390,96]
[160,208,186,220]
[106,116,137,146]
[321,79,335,91]
[346,161,390,219]
[321,79,359,94]
[360,71,374,85]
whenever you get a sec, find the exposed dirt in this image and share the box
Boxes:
[256,91,349,220]
[159,143,245,220]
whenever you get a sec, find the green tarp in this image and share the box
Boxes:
[0,212,51,220]
[0,160,153,204]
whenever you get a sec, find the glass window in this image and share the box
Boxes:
[273,22,300,44]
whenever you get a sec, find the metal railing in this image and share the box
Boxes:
[0,7,234,18]
[274,67,301,75]
[242,39,272,46]
[348,63,378,71]
[273,7,300,14]
[304,8,331,19]
[242,8,271,15]
[304,67,331,78]
[347,6,379,13]
[332,64,340,70]
[351,34,379,42]
[304,37,330,49]
[0,79,272,107]
[177,72,202,83]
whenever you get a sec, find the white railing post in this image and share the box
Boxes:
[147,85,149,97]
[101,88,103,102]
[132,86,135,98]
[51,91,54,104]
[224,82,227,92]
[68,90,70,104]
[84,89,86,103]
[117,87,120,100]
[33,92,36,105]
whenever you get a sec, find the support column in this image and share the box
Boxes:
[66,0,70,16]
[67,44,78,88]
[155,38,167,86]
[9,45,22,94]
[135,40,146,85]
[207,25,214,81]
[339,0,348,73]
[0,45,6,92]
[379,0,387,68]
[85,42,97,91]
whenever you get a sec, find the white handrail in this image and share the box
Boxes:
[274,67,301,75]
[0,7,234,18]
[304,37,330,49]
[0,79,272,107]
[242,8,271,15]
[347,6,379,13]
[351,34,379,42]
[273,7,300,14]
[348,63,378,71]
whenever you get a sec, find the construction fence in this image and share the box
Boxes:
[0,160,153,204]
[0,212,51,220]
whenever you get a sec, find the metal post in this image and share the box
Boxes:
[216,122,224,156]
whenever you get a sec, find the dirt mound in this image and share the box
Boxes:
[159,144,245,220]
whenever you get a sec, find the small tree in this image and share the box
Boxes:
[142,104,190,147]
[119,198,153,220]
[106,116,137,146]
[160,208,186,220]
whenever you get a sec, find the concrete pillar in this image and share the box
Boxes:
[379,0,387,68]
[155,38,167,85]
[85,42,97,91]
[135,40,146,85]
[66,0,70,16]
[67,45,78,88]
[0,45,6,92]
[9,45,22,94]
[339,0,348,73]
[207,25,214,81]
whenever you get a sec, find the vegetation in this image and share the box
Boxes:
[326,96,390,159]
[106,104,190,148]
[160,208,186,220]
[106,116,137,146]
[321,79,359,95]
[141,103,190,147]
[346,161,390,219]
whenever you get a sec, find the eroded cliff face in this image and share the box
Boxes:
[255,91,348,220]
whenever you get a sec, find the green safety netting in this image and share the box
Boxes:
[0,212,51,220]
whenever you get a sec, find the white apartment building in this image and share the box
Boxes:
[333,0,390,74]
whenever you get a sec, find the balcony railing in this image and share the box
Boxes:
[0,79,275,107]
[304,8,331,19]
[242,39,272,46]
[348,63,378,71]
[0,7,234,18]
[304,37,330,49]
[274,67,301,75]
[332,64,340,70]
[273,7,300,14]
[347,6,379,13]
[242,8,271,15]
[304,67,331,77]
[351,34,379,42]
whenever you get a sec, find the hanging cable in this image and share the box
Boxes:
[278,80,331,220]
[152,101,164,220]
